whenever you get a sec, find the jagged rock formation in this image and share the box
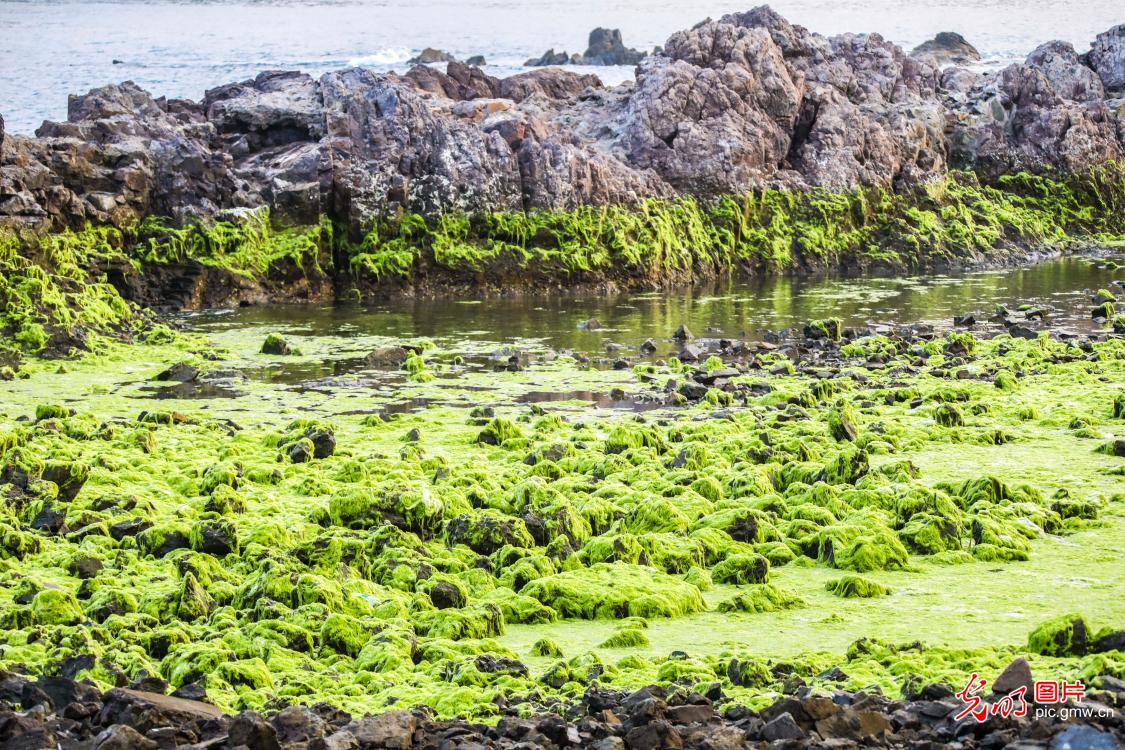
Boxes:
[1,7,1123,236]
[525,27,649,66]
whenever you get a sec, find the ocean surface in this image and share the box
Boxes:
[1,0,1122,134]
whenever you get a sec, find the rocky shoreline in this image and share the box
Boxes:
[2,665,1123,750]
[2,7,1124,237]
[1,7,1125,351]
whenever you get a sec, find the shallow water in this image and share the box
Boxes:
[185,252,1125,359]
[2,0,1123,133]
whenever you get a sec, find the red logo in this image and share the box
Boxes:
[954,673,1028,721]
[955,674,1086,723]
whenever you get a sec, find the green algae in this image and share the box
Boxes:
[717,583,806,613]
[825,575,892,598]
[598,627,651,649]
[0,311,1121,720]
[1027,613,1090,656]
[521,564,706,620]
[6,165,1125,365]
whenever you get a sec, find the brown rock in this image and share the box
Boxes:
[624,719,682,750]
[992,657,1034,697]
[665,704,714,725]
[345,712,417,750]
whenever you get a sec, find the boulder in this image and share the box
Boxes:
[581,28,647,65]
[407,48,456,65]
[910,32,981,66]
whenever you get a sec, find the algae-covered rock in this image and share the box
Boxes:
[281,419,336,462]
[476,418,523,447]
[189,519,238,556]
[446,510,535,555]
[711,552,770,585]
[414,603,504,639]
[172,572,214,622]
[1027,613,1089,656]
[717,583,805,613]
[260,334,294,355]
[994,370,1018,391]
[805,318,842,341]
[330,484,445,537]
[825,575,892,598]
[530,637,564,658]
[828,403,860,442]
[480,587,558,624]
[522,563,705,620]
[321,613,371,657]
[933,403,965,427]
[598,627,650,648]
[31,587,84,625]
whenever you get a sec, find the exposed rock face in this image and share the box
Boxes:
[1089,24,1125,93]
[910,32,981,66]
[2,6,1124,236]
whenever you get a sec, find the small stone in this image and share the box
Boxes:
[666,704,713,724]
[761,712,806,741]
[624,719,682,750]
[154,363,200,382]
[94,725,158,750]
[229,711,281,750]
[346,712,417,750]
[679,344,704,361]
[365,346,408,368]
[992,657,1033,696]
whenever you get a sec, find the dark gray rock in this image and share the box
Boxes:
[94,725,157,750]
[364,346,408,368]
[761,712,806,741]
[581,29,647,65]
[345,711,417,750]
[1089,24,1125,94]
[991,657,1034,697]
[408,48,456,65]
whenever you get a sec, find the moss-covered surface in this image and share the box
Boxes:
[4,165,1125,366]
[0,301,1120,719]
[0,255,1123,720]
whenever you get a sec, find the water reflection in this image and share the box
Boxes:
[184,254,1123,353]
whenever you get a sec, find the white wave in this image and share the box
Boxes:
[347,47,414,67]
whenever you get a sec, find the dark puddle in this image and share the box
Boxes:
[516,389,668,412]
[130,382,242,400]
